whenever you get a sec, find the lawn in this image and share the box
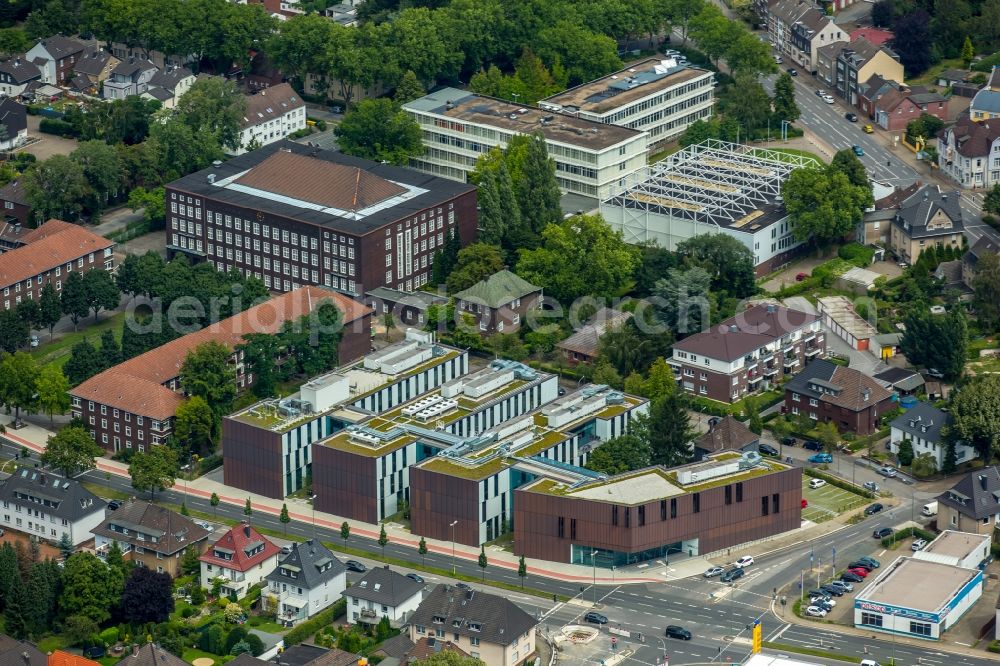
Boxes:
[32,311,127,370]
[182,648,228,666]
[747,147,825,166]
[81,480,132,501]
[802,478,867,523]
[906,58,964,87]
[648,144,684,164]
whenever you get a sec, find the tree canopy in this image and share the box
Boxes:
[948,374,1000,460]
[782,165,873,246]
[335,98,424,166]
[41,426,103,478]
[900,308,968,381]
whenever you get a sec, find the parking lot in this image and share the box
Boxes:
[802,478,868,523]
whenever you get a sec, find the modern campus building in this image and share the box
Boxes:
[71,287,371,452]
[402,88,649,199]
[538,58,716,147]
[164,141,478,296]
[514,451,801,566]
[668,304,823,403]
[599,140,814,275]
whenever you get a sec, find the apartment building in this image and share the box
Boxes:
[234,83,307,155]
[165,141,478,296]
[539,58,715,147]
[939,115,1000,189]
[0,219,114,311]
[70,287,371,452]
[25,35,85,85]
[668,304,823,403]
[783,359,894,435]
[817,38,903,105]
[91,500,210,576]
[0,468,105,545]
[403,88,648,199]
[200,522,280,599]
[768,0,846,71]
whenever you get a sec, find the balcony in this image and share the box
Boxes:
[783,356,799,368]
[763,366,779,376]
[760,349,775,361]
[804,332,816,343]
[805,346,822,357]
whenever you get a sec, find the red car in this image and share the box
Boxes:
[795,272,808,281]
[801,499,808,508]
[848,567,869,578]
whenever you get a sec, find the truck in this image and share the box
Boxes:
[921,501,938,517]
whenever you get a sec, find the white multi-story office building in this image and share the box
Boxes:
[539,58,715,147]
[403,88,649,199]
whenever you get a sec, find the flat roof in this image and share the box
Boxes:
[921,530,990,560]
[856,557,979,613]
[541,58,713,115]
[404,88,643,151]
[818,295,877,340]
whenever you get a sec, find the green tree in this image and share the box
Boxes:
[984,184,1000,217]
[72,140,124,213]
[815,421,841,453]
[335,98,424,166]
[36,366,70,425]
[676,233,756,298]
[744,396,763,435]
[61,552,124,624]
[98,329,121,370]
[897,438,915,466]
[635,392,694,467]
[16,298,40,332]
[148,117,223,181]
[378,524,389,557]
[772,71,800,123]
[585,434,651,475]
[63,339,101,386]
[973,252,1000,331]
[38,283,62,339]
[652,266,712,335]
[535,20,621,84]
[279,504,290,534]
[130,444,179,500]
[725,72,772,133]
[340,521,350,548]
[478,545,488,580]
[0,351,39,422]
[127,186,167,230]
[517,554,527,589]
[394,69,425,104]
[58,532,74,560]
[60,271,90,332]
[236,333,281,399]
[474,160,521,252]
[418,536,428,565]
[900,308,967,380]
[174,77,248,152]
[4,578,29,638]
[210,492,220,517]
[244,497,253,518]
[948,374,1000,460]
[180,341,238,417]
[445,243,506,293]
[83,268,121,324]
[23,155,88,221]
[831,148,871,189]
[0,309,27,354]
[783,166,872,246]
[173,396,215,457]
[726,30,776,78]
[514,133,562,237]
[911,451,937,478]
[893,10,933,76]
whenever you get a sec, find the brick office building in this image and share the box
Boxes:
[164,141,478,298]
[0,219,114,310]
[71,287,372,452]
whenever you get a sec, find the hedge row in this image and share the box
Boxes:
[39,117,78,137]
[880,526,935,547]
[803,468,875,499]
[283,598,347,646]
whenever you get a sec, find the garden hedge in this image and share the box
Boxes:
[880,526,935,547]
[803,468,875,499]
[284,599,347,646]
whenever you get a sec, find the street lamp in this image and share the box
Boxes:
[450,521,458,575]
[311,494,317,540]
[591,550,598,606]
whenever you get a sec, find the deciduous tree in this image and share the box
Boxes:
[61,271,91,332]
[36,365,70,425]
[38,283,62,339]
[445,244,506,294]
[0,352,38,422]
[130,445,178,500]
[23,155,88,221]
[772,71,800,123]
[121,565,174,624]
[783,166,872,246]
[948,374,1000,460]
[585,434,651,475]
[63,339,101,386]
[180,341,238,417]
[61,552,124,624]
[890,11,933,76]
[900,308,967,380]
[41,425,103,477]
[335,98,424,166]
[173,396,216,456]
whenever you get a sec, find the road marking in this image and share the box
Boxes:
[953,642,972,647]
[878,549,886,556]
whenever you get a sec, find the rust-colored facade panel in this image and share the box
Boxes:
[409,467,481,547]
[312,445,378,524]
[222,418,284,499]
[513,467,802,563]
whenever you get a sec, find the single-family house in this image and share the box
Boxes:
[857,181,920,245]
[72,49,119,90]
[92,499,210,575]
[0,467,105,546]
[936,467,1000,534]
[0,98,28,151]
[0,636,46,666]
[102,58,158,100]
[783,358,894,435]
[556,307,632,365]
[365,287,448,329]
[264,539,347,626]
[199,522,281,599]
[49,651,100,666]
[971,68,1000,121]
[143,66,195,109]
[343,566,423,626]
[890,402,974,470]
[235,83,306,155]
[963,236,999,289]
[938,114,1000,189]
[0,58,41,97]
[114,644,188,666]
[888,184,963,264]
[25,35,85,85]
[860,76,948,131]
[692,415,760,460]
[453,270,543,336]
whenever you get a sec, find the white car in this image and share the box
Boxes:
[735,555,755,568]
[911,538,928,551]
[808,478,826,489]
[822,94,835,104]
[810,596,835,606]
[805,606,827,617]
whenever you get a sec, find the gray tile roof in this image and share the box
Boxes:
[0,467,104,523]
[114,644,187,666]
[344,567,423,607]
[891,402,949,445]
[374,635,414,659]
[73,49,114,76]
[971,88,1000,115]
[784,359,893,411]
[278,645,357,666]
[92,499,209,556]
[148,67,192,92]
[937,466,1000,520]
[0,58,40,84]
[410,584,537,647]
[365,287,447,312]
[965,236,999,272]
[873,366,924,392]
[0,636,46,666]
[34,35,85,59]
[892,185,962,238]
[266,539,345,591]
[693,415,758,454]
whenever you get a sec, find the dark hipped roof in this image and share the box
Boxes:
[0,58,40,84]
[113,644,186,666]
[693,415,758,454]
[0,98,27,137]
[92,499,209,555]
[365,287,447,312]
[672,304,818,362]
[0,467,104,522]
[374,635,415,659]
[966,236,999,270]
[410,584,537,647]
[265,539,345,590]
[344,567,423,607]
[892,184,963,237]
[938,466,1000,520]
[943,115,1000,158]
[784,359,893,411]
[277,645,356,666]
[890,402,949,445]
[0,635,46,666]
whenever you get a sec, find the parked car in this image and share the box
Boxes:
[848,567,869,578]
[735,555,755,568]
[864,503,884,516]
[786,67,797,76]
[782,437,797,446]
[911,538,928,551]
[857,556,880,569]
[841,571,864,583]
[759,443,779,457]
[107,500,121,510]
[29,335,38,348]
[665,625,692,640]
[852,145,865,156]
[721,567,745,582]
[704,566,725,578]
[820,585,844,596]
[586,612,609,624]
[345,560,367,573]
[814,89,824,97]
[808,594,833,606]
[829,580,854,592]
[878,466,898,478]
[455,582,472,591]
[862,124,874,133]
[774,55,783,63]
[847,561,873,571]
[805,606,827,617]
[407,573,425,584]
[795,272,808,281]
[803,440,823,451]
[845,112,858,122]
[873,527,894,540]
[863,481,880,492]
[808,478,827,489]
[281,545,292,555]
[808,453,833,463]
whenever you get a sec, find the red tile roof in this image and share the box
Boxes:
[71,286,372,419]
[849,28,893,47]
[49,651,101,666]
[199,522,280,572]
[0,219,113,288]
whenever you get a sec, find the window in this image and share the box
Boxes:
[861,612,883,627]
[725,485,732,505]
[772,493,779,513]
[761,496,769,516]
[910,622,932,637]
[692,493,700,513]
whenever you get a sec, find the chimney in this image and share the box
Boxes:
[244,523,251,538]
[132,645,139,657]
[766,304,776,313]
[206,174,216,184]
[22,652,30,666]
[980,474,988,491]
[729,324,738,333]
[861,389,869,402]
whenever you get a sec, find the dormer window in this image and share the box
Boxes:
[432,615,445,624]
[469,622,482,632]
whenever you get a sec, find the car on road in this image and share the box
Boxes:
[822,94,835,104]
[847,561,873,571]
[845,112,858,122]
[820,585,844,597]
[759,443,779,457]
[665,625,692,640]
[704,566,725,578]
[721,567,745,582]
[586,612,609,624]
[735,555,755,568]
[862,124,874,133]
[107,500,121,510]
[848,567,869,578]
[786,67,797,76]
[852,145,865,156]
[911,538,928,551]
[863,481,880,492]
[345,560,367,573]
[808,478,827,489]
[805,606,827,617]
[406,573,425,584]
[455,582,472,591]
[774,55,783,63]
[864,503,884,516]
[808,453,833,464]
[857,556,880,568]
[803,440,823,451]
[874,527,894,539]
[815,89,824,97]
[841,571,864,583]
[878,465,898,478]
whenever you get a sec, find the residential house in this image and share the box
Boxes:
[783,359,894,435]
[235,83,306,155]
[453,269,542,336]
[49,651,100,666]
[860,77,948,131]
[0,98,27,150]
[849,27,893,47]
[343,566,424,626]
[556,307,632,365]
[888,184,963,264]
[0,219,27,252]
[767,0,846,71]
[199,522,280,599]
[857,181,920,245]
[935,259,967,293]
[668,303,823,403]
[937,69,971,88]
[890,402,975,470]
[264,539,347,626]
[409,584,537,666]
[91,499,210,575]
[936,467,1000,534]
[402,638,469,663]
[0,58,41,97]
[114,644,188,666]
[142,66,195,109]
[324,4,359,26]
[0,467,105,545]
[971,68,1000,121]
[373,635,416,661]
[102,58,158,100]
[938,114,1000,188]
[245,0,305,20]
[0,182,26,230]
[72,48,119,92]
[873,366,925,395]
[25,35,85,85]
[270,645,357,666]
[0,219,114,310]
[0,636,46,666]
[817,38,903,105]
[365,287,448,329]
[963,236,998,289]
[692,415,760,460]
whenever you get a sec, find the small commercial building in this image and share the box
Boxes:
[914,530,990,569]
[817,295,876,351]
[854,556,983,639]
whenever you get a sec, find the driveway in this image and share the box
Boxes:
[19,115,78,159]
[116,230,166,258]
[761,254,830,293]
[782,295,883,374]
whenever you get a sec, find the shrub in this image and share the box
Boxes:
[803,468,875,499]
[989,640,1000,654]
[39,117,78,137]
[99,627,120,646]
[181,607,196,619]
[284,599,347,646]
[880,526,935,547]
[198,624,225,654]
[838,243,876,267]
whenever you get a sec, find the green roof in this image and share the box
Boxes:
[454,270,541,309]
